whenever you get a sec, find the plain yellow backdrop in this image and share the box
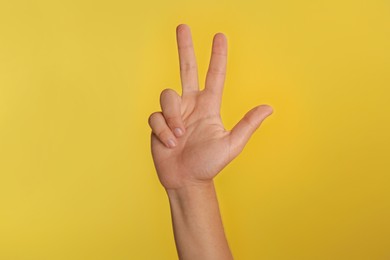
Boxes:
[0,0,389,259]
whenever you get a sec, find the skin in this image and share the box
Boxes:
[148,24,273,260]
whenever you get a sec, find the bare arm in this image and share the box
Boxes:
[167,182,232,260]
[148,24,273,260]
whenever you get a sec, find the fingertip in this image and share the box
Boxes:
[258,104,274,116]
[213,33,228,50]
[177,24,190,33]
[160,88,176,104]
[214,32,227,42]
[266,106,274,116]
[148,112,159,128]
[148,111,179,149]
[167,138,177,148]
[173,127,184,137]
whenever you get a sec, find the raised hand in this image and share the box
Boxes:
[148,24,273,190]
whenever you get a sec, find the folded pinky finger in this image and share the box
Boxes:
[148,111,177,149]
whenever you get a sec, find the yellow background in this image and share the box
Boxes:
[0,0,389,259]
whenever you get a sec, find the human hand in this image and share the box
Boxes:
[148,24,273,190]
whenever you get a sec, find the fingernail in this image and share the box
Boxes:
[167,138,176,148]
[174,127,184,137]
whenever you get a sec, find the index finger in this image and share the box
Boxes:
[176,24,199,95]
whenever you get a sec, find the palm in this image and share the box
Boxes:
[151,91,231,188]
[149,24,273,190]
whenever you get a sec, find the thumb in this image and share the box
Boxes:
[229,104,273,159]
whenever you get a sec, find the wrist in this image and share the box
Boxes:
[165,180,215,201]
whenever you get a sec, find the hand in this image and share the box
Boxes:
[148,24,273,190]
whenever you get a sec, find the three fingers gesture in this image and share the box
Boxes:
[148,24,273,190]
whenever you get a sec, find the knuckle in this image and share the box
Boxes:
[157,129,171,141]
[148,112,160,126]
[208,67,226,76]
[164,115,180,126]
[177,43,193,51]
[160,88,175,98]
[242,114,256,129]
[180,62,197,73]
[212,50,227,57]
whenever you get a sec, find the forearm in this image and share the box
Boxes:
[166,181,233,260]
